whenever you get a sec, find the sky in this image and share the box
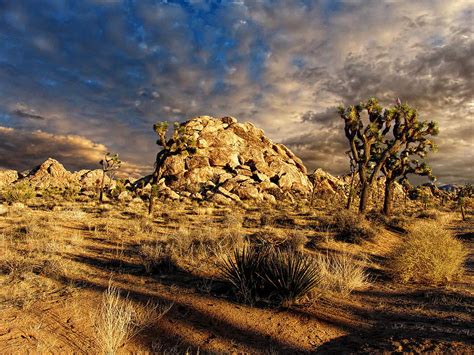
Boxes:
[0,0,472,184]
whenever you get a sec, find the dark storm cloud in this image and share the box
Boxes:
[0,0,472,184]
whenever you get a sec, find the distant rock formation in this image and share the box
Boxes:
[1,158,114,190]
[0,170,20,188]
[153,116,313,203]
[23,158,75,188]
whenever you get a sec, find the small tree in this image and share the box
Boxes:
[148,121,196,215]
[99,153,121,203]
[456,183,473,221]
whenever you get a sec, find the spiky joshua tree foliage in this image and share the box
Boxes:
[148,121,197,214]
[99,152,121,203]
[379,101,439,216]
[339,98,439,215]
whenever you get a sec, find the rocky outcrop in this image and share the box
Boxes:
[0,170,20,187]
[155,116,312,203]
[309,168,346,196]
[10,158,114,190]
[22,158,75,188]
[72,169,115,190]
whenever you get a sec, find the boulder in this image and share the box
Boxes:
[147,116,313,204]
[0,170,19,187]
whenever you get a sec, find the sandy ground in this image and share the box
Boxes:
[0,201,472,354]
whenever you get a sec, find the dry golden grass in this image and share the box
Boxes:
[93,283,171,354]
[314,252,369,296]
[390,219,467,284]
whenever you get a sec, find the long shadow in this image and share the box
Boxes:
[57,234,474,353]
[52,271,312,354]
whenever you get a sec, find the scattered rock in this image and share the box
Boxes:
[0,204,8,216]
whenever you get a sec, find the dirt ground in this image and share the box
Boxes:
[0,199,472,354]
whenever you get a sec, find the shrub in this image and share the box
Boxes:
[138,242,175,273]
[390,220,467,284]
[416,208,442,220]
[315,252,369,296]
[332,210,377,243]
[261,249,320,305]
[221,246,266,305]
[1,182,35,204]
[280,232,307,252]
[221,246,320,306]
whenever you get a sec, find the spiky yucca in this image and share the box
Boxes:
[221,246,266,305]
[262,249,320,304]
[221,246,320,305]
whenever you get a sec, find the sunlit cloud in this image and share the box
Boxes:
[0,0,472,183]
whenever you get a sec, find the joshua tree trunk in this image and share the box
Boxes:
[99,170,106,203]
[346,171,355,210]
[383,179,394,216]
[148,191,155,215]
[359,182,370,214]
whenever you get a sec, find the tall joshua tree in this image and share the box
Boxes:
[381,130,438,215]
[99,152,121,203]
[339,98,392,214]
[339,98,438,215]
[148,121,196,215]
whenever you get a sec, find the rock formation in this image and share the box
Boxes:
[0,170,20,188]
[1,158,114,190]
[154,116,312,203]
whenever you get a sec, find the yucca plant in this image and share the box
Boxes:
[220,246,267,305]
[221,245,321,306]
[262,250,320,305]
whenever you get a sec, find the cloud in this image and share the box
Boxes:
[0,126,145,177]
[0,0,472,184]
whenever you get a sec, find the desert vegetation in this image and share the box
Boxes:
[0,111,472,353]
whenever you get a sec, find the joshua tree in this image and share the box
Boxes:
[456,183,473,221]
[339,98,438,215]
[379,102,438,216]
[148,121,196,215]
[339,98,393,214]
[99,153,121,203]
[345,151,357,210]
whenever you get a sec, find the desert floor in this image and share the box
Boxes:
[0,199,472,354]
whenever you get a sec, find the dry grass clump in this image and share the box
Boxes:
[138,242,175,273]
[0,213,75,310]
[221,244,368,306]
[138,226,244,273]
[314,252,369,296]
[0,181,35,203]
[416,208,442,220]
[332,209,377,243]
[93,283,171,354]
[390,220,467,284]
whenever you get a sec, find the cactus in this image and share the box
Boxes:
[99,152,121,203]
[148,121,197,215]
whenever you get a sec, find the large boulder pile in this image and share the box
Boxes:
[155,116,312,203]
